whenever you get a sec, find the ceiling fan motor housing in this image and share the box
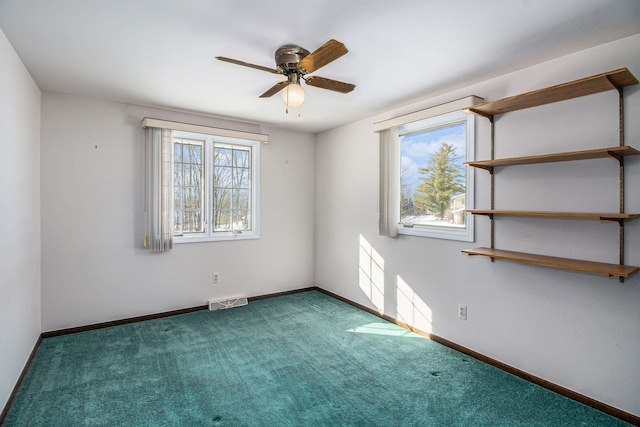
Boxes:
[275,45,310,75]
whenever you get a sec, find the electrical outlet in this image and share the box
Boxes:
[212,272,220,284]
[458,304,467,320]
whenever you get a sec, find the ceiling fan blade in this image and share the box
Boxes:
[305,76,355,94]
[259,81,289,98]
[216,56,281,74]
[297,39,348,74]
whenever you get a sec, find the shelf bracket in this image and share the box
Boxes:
[599,217,624,225]
[467,108,494,122]
[606,75,622,91]
[465,252,496,263]
[612,275,625,283]
[606,151,623,162]
[475,165,494,174]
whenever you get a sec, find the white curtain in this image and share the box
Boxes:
[378,128,400,237]
[144,127,174,251]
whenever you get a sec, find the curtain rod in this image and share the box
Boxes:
[373,96,483,132]
[142,117,269,143]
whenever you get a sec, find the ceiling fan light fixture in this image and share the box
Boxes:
[282,83,305,108]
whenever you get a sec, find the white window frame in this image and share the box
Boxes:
[396,110,475,242]
[173,130,260,243]
[374,97,481,243]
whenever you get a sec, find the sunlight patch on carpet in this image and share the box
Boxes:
[347,322,422,338]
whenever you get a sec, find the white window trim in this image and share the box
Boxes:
[172,130,261,244]
[397,110,475,242]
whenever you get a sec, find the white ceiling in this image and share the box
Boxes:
[1,0,639,133]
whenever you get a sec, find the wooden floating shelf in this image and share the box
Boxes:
[466,146,640,173]
[467,68,638,119]
[466,210,640,222]
[464,68,638,282]
[462,247,639,279]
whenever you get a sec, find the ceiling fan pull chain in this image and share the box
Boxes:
[285,86,290,114]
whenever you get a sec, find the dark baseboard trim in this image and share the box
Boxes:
[0,335,42,426]
[314,287,640,426]
[41,305,209,338]
[248,286,318,302]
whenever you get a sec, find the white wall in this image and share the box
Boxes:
[315,34,640,416]
[40,94,316,331]
[0,29,41,410]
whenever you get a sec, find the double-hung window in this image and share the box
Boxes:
[173,130,260,243]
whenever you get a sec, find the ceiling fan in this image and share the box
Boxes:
[216,39,355,113]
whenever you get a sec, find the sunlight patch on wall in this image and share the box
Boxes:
[359,235,384,312]
[396,275,433,334]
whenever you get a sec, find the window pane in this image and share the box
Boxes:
[174,143,183,163]
[186,165,202,187]
[185,144,201,164]
[185,187,200,207]
[174,139,204,234]
[400,122,466,228]
[174,209,183,233]
[214,148,233,166]
[232,189,251,210]
[212,145,253,234]
[183,209,201,232]
[233,167,250,188]
[215,167,233,189]
[214,210,231,231]
[174,186,182,208]
[233,149,249,167]
[174,164,183,186]
[232,210,251,230]
[214,187,231,209]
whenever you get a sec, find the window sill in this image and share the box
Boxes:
[175,231,259,244]
[398,222,474,242]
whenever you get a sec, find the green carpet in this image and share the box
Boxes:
[3,291,629,426]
